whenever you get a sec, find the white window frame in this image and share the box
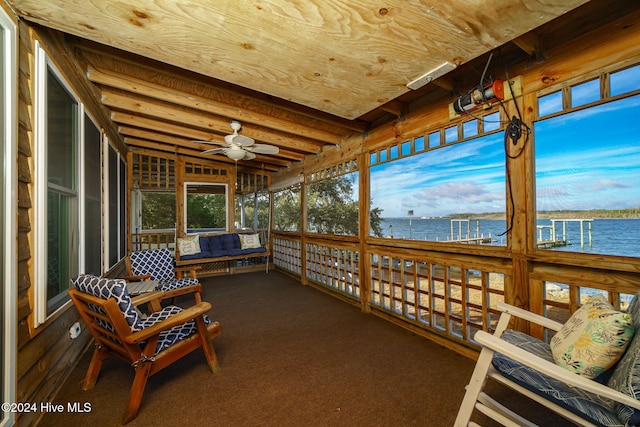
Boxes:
[1,7,17,426]
[103,138,127,271]
[33,42,85,326]
[183,182,229,233]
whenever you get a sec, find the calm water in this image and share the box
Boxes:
[379,217,640,258]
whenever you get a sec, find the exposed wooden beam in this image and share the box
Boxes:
[74,40,369,133]
[109,110,323,155]
[87,66,345,144]
[119,126,306,161]
[124,137,285,171]
[379,100,406,117]
[512,32,544,60]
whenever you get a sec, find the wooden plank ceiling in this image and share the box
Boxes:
[8,0,602,172]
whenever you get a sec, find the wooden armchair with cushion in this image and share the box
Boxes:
[455,292,640,426]
[125,248,202,292]
[68,274,221,424]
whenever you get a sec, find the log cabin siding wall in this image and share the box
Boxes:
[14,22,109,427]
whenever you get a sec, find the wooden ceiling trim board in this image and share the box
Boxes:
[125,137,283,171]
[118,125,306,162]
[86,65,346,144]
[111,112,228,143]
[512,32,543,58]
[379,100,406,117]
[101,89,327,151]
[107,100,326,155]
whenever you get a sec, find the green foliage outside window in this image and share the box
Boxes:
[141,192,176,230]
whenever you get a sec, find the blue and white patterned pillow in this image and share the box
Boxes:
[72,274,140,331]
[129,248,175,282]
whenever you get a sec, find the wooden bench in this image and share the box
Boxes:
[175,231,270,276]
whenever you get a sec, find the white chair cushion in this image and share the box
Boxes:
[550,294,635,379]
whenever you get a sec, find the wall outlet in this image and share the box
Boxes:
[69,322,81,339]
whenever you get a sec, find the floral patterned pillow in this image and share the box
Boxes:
[550,294,635,379]
[177,235,201,256]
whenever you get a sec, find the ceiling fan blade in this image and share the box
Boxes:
[247,144,279,154]
[201,147,225,155]
[230,134,255,147]
[193,140,226,146]
[243,151,257,160]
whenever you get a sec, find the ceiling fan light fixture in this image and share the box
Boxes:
[226,148,246,161]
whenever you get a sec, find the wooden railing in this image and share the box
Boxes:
[130,231,175,252]
[368,251,508,343]
[271,231,640,351]
[272,231,511,347]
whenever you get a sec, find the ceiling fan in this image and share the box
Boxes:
[197,120,279,161]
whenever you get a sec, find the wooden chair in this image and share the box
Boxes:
[68,274,221,424]
[124,248,202,292]
[123,248,203,306]
[455,292,640,427]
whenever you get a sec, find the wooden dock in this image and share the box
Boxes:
[536,219,593,249]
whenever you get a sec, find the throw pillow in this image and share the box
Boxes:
[550,294,635,379]
[177,235,201,256]
[239,233,261,249]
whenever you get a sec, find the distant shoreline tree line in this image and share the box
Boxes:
[445,208,640,220]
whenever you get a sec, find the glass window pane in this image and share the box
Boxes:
[401,141,411,156]
[370,132,507,244]
[571,79,600,108]
[119,158,126,257]
[235,191,269,230]
[379,149,387,162]
[142,192,176,229]
[370,152,377,165]
[185,183,227,233]
[273,185,301,231]
[445,125,458,143]
[414,136,425,152]
[390,145,398,159]
[611,65,640,97]
[307,173,359,236]
[84,115,101,275]
[538,91,563,117]
[46,65,78,312]
[108,146,118,266]
[535,94,640,258]
[47,190,76,314]
[47,68,77,189]
[483,112,501,132]
[428,132,440,148]
[463,120,478,138]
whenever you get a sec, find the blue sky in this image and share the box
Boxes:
[370,93,640,219]
[536,94,640,212]
[370,132,507,218]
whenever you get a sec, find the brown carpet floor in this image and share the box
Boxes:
[37,270,565,426]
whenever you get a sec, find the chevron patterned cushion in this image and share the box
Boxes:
[129,248,175,282]
[72,274,141,331]
[137,306,203,354]
[130,248,199,291]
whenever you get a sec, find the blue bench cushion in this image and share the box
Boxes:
[492,329,622,426]
[179,233,266,260]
